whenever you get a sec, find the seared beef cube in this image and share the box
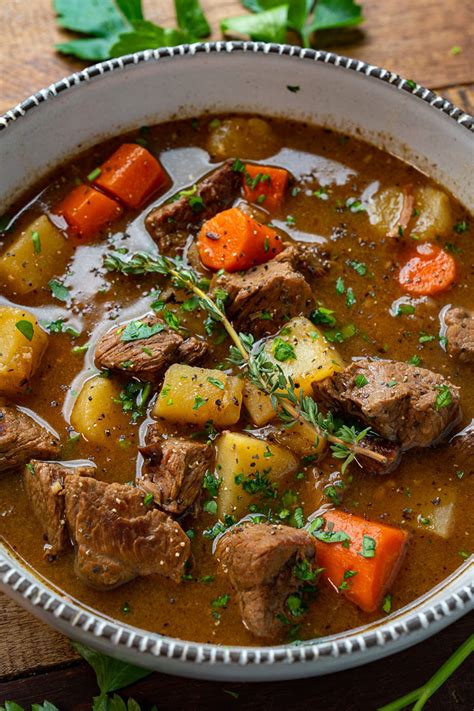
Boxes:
[94,315,208,381]
[314,358,461,451]
[145,160,241,253]
[449,423,474,474]
[0,403,60,473]
[356,434,401,475]
[139,424,214,514]
[216,523,316,640]
[23,460,95,557]
[211,259,314,339]
[63,476,190,589]
[444,307,474,363]
[276,244,330,280]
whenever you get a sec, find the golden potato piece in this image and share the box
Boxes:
[216,431,298,519]
[264,317,344,397]
[413,186,452,240]
[0,214,73,295]
[70,375,131,445]
[153,364,244,427]
[0,306,48,396]
[242,381,276,427]
[207,117,280,160]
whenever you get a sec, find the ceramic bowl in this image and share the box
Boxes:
[0,41,473,681]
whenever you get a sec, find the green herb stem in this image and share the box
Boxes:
[378,635,474,711]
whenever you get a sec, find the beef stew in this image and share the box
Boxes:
[0,115,472,645]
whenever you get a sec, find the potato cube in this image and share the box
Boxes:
[153,364,244,427]
[243,381,276,427]
[368,187,406,237]
[70,375,131,445]
[264,317,344,396]
[268,422,327,458]
[0,215,73,295]
[0,306,48,395]
[216,431,298,519]
[412,186,452,240]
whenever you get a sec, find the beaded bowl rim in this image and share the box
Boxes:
[0,41,472,675]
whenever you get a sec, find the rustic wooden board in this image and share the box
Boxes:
[1,615,473,709]
[0,0,473,705]
[0,0,472,114]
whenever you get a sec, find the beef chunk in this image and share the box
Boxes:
[211,257,314,339]
[444,307,474,363]
[356,434,401,475]
[23,460,95,557]
[94,314,208,381]
[449,422,474,474]
[138,422,214,514]
[314,358,461,450]
[216,523,316,640]
[63,476,190,589]
[0,403,60,473]
[145,160,241,253]
[276,244,330,280]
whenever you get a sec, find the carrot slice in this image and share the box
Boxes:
[312,510,409,613]
[93,144,167,209]
[399,243,456,296]
[197,207,284,272]
[242,164,289,211]
[55,185,123,242]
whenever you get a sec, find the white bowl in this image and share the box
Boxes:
[0,41,473,681]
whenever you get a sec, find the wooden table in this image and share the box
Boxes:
[0,0,473,707]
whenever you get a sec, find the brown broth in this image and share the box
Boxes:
[0,116,472,646]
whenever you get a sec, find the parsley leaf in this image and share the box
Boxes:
[120,320,165,342]
[221,5,289,43]
[71,641,151,694]
[435,384,453,411]
[15,320,34,342]
[272,337,296,362]
[48,279,70,302]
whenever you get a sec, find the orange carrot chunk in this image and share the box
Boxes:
[55,185,123,242]
[399,243,456,296]
[242,164,289,211]
[313,510,409,613]
[94,143,167,209]
[197,207,284,272]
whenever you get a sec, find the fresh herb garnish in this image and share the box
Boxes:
[48,278,70,302]
[193,395,208,411]
[434,384,452,411]
[360,534,376,558]
[310,306,337,326]
[15,320,34,342]
[31,230,41,254]
[338,569,358,590]
[272,337,296,362]
[120,320,165,342]
[354,374,368,388]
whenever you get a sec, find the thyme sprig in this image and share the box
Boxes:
[105,250,387,469]
[104,250,247,360]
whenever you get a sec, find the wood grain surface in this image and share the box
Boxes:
[0,0,473,707]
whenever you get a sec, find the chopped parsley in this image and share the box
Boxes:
[203,500,217,515]
[310,306,337,327]
[435,385,452,411]
[360,535,376,558]
[453,220,469,233]
[193,395,208,411]
[382,593,393,613]
[408,354,422,366]
[143,493,154,506]
[114,381,152,422]
[354,374,368,388]
[338,569,358,591]
[207,376,224,390]
[31,230,41,254]
[15,320,34,341]
[272,337,296,362]
[203,470,221,498]
[345,287,356,308]
[48,279,70,302]
[335,276,345,294]
[120,320,165,342]
[87,167,101,181]
[397,303,415,316]
[347,260,367,276]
